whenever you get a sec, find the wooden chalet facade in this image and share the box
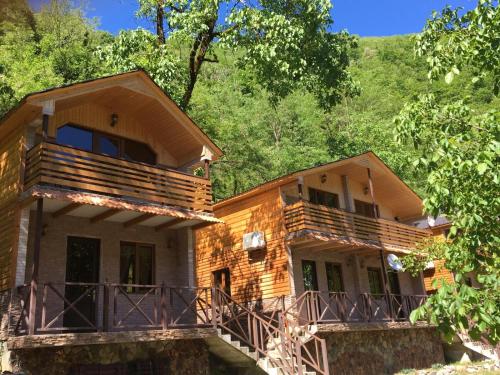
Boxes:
[0,71,235,374]
[0,71,446,374]
[195,153,434,325]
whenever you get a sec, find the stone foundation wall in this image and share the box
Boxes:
[318,327,444,375]
[9,339,210,375]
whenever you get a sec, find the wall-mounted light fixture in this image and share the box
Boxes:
[363,186,369,195]
[320,174,327,184]
[110,113,119,127]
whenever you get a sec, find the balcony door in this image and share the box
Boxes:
[63,236,100,330]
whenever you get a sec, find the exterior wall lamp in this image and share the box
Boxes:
[110,113,119,127]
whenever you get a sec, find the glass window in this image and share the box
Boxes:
[302,260,319,291]
[56,124,157,165]
[354,199,380,218]
[212,268,231,296]
[120,242,154,292]
[309,188,339,208]
[56,124,93,151]
[325,263,344,292]
[123,140,156,165]
[367,267,384,295]
[97,134,120,157]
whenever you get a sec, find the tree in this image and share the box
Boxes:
[0,0,110,116]
[98,0,359,109]
[395,0,500,344]
[415,0,499,93]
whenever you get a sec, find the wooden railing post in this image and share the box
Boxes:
[211,287,217,327]
[160,282,167,330]
[102,282,109,332]
[295,340,304,375]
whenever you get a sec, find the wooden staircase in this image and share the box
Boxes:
[208,289,329,375]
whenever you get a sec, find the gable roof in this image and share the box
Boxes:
[215,151,423,219]
[0,70,223,160]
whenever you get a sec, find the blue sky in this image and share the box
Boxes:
[29,0,478,37]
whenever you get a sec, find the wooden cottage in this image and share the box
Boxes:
[195,153,434,323]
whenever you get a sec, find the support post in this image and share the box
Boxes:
[378,249,394,320]
[203,159,210,179]
[297,176,304,200]
[41,114,49,140]
[200,145,213,179]
[341,175,353,212]
[366,168,378,218]
[28,198,44,335]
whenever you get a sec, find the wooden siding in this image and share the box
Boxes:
[0,125,25,290]
[195,189,290,302]
[24,142,213,213]
[423,259,454,292]
[48,102,180,167]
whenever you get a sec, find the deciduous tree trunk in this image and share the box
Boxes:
[156,1,165,44]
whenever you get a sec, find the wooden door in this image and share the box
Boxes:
[63,236,100,329]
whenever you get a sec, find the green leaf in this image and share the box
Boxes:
[445,71,454,84]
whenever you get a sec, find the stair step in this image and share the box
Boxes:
[231,340,241,348]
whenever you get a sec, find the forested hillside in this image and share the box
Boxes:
[1,2,498,200]
[190,36,499,199]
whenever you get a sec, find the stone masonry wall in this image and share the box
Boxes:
[9,339,210,375]
[318,327,444,375]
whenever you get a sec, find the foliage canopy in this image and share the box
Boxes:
[396,0,500,344]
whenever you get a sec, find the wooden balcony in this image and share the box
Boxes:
[24,142,213,213]
[284,201,431,252]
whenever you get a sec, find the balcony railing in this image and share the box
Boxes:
[11,283,214,335]
[284,200,431,251]
[285,291,428,326]
[24,142,213,213]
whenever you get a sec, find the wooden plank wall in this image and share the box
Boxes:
[48,102,179,167]
[423,259,454,292]
[423,230,454,292]
[195,189,290,303]
[0,125,25,290]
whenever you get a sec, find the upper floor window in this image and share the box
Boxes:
[56,124,93,151]
[309,188,339,208]
[56,124,156,165]
[354,199,380,218]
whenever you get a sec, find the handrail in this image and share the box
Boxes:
[284,200,431,250]
[214,288,329,375]
[24,141,213,213]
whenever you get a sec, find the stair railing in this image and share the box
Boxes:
[213,288,329,375]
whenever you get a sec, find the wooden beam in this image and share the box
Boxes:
[19,195,37,209]
[90,208,121,223]
[191,221,216,231]
[155,218,185,232]
[51,203,81,218]
[123,213,155,228]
